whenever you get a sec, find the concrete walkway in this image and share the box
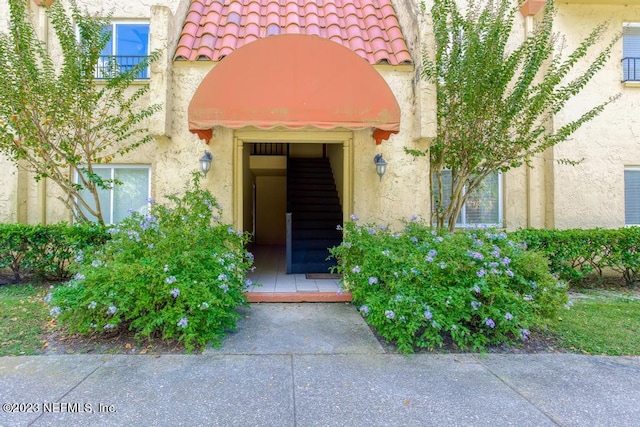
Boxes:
[1,303,639,426]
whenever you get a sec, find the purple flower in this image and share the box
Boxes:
[382,250,390,256]
[147,197,156,204]
[74,273,85,280]
[502,257,511,266]
[505,312,513,320]
[245,279,253,287]
[170,288,180,298]
[439,262,447,269]
[359,305,370,315]
[488,262,499,268]
[219,283,229,293]
[520,328,530,341]
[473,285,481,294]
[218,273,228,282]
[379,224,388,231]
[75,250,84,263]
[411,237,419,243]
[468,251,484,260]
[177,317,188,329]
[477,268,487,277]
[91,259,102,267]
[103,323,115,331]
[106,306,117,315]
[350,214,359,221]
[411,215,418,221]
[424,310,433,320]
[505,269,514,277]
[336,224,342,230]
[471,301,482,311]
[368,277,378,285]
[428,249,438,258]
[524,294,533,301]
[425,256,433,262]
[484,318,496,328]
[227,226,235,234]
[367,227,377,235]
[165,276,177,285]
[87,301,97,309]
[50,306,61,317]
[351,266,361,274]
[385,310,395,319]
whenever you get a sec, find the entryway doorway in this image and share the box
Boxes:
[244,139,347,278]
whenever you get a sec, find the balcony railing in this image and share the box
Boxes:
[95,55,149,80]
[622,57,639,82]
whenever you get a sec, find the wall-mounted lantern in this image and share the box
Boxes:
[200,150,213,177]
[373,153,387,181]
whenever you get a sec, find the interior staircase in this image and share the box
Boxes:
[287,157,343,274]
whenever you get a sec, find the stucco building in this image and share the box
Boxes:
[1,0,639,273]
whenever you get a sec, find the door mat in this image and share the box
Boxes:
[305,273,342,280]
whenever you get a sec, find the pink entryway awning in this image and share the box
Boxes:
[188,34,400,144]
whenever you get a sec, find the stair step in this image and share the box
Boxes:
[290,205,341,213]
[293,229,342,239]
[292,211,342,221]
[292,239,342,249]
[289,197,340,205]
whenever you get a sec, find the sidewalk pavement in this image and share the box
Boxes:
[1,303,639,427]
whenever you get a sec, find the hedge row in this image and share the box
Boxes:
[0,223,110,282]
[511,227,640,287]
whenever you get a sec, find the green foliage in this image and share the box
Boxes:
[0,223,109,282]
[414,0,618,231]
[0,0,160,225]
[48,177,255,352]
[512,227,640,288]
[330,219,568,353]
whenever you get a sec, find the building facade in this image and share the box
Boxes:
[1,0,639,250]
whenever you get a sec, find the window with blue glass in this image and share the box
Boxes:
[623,23,640,82]
[97,22,150,79]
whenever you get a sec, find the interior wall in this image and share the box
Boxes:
[243,145,254,236]
[289,144,322,158]
[326,143,344,208]
[255,176,286,245]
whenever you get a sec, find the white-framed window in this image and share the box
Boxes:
[432,170,503,227]
[96,21,150,79]
[624,167,640,225]
[76,165,151,224]
[623,23,640,82]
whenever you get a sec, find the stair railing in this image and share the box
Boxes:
[286,212,292,274]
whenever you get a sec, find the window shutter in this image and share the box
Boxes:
[625,169,640,225]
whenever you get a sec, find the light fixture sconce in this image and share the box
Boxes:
[200,150,213,177]
[373,153,387,181]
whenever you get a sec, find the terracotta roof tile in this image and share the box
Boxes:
[174,0,412,65]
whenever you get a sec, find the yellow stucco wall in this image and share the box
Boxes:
[551,3,640,229]
[2,0,639,231]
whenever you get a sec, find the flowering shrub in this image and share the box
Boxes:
[330,219,568,353]
[49,175,254,351]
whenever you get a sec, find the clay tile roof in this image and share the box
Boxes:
[174,0,412,65]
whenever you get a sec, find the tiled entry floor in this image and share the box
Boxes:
[245,245,351,302]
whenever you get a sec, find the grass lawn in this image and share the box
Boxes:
[0,284,50,356]
[552,291,640,356]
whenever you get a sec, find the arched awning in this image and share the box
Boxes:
[188,34,400,145]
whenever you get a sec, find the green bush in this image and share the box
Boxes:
[512,227,640,288]
[330,219,568,353]
[0,223,109,282]
[48,176,254,351]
